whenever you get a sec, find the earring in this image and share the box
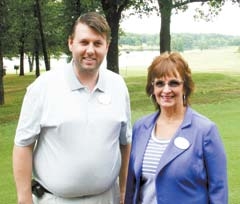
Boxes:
[183,94,186,104]
[150,94,154,102]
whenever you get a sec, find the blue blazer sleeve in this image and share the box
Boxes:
[203,124,228,203]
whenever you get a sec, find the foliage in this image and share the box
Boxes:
[1,0,240,75]
[120,33,160,48]
[153,0,240,52]
[42,0,66,57]
[119,33,240,51]
[3,0,36,58]
[173,33,240,51]
[193,0,224,21]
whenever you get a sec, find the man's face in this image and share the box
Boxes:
[68,22,109,74]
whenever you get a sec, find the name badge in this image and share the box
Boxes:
[174,137,190,150]
[98,93,111,105]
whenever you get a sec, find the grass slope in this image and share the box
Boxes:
[0,69,240,203]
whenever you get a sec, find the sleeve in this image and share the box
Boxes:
[119,78,132,145]
[204,123,228,203]
[124,124,138,204]
[14,79,44,146]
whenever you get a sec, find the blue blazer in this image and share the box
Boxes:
[125,107,228,204]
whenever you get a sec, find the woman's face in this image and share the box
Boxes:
[152,73,184,111]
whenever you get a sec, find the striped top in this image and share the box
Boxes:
[142,131,170,175]
[140,128,170,204]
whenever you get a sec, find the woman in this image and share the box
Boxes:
[125,52,228,204]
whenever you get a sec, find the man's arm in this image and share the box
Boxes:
[13,144,35,204]
[119,143,131,204]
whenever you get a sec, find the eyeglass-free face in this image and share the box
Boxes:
[68,23,109,74]
[152,79,183,88]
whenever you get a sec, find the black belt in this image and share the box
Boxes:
[32,179,52,198]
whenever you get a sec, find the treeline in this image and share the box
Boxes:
[119,33,240,51]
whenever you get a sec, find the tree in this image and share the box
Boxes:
[3,0,36,76]
[0,0,8,105]
[35,38,40,77]
[35,0,50,71]
[101,0,160,73]
[101,1,127,73]
[8,0,36,76]
[0,39,4,105]
[18,4,29,76]
[156,0,240,53]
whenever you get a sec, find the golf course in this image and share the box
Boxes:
[1,47,240,203]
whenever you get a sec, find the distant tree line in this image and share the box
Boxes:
[119,33,240,52]
[1,0,240,105]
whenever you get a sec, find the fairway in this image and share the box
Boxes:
[119,46,240,76]
[1,47,240,203]
[183,47,240,73]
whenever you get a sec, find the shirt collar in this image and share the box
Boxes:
[65,62,106,92]
[96,68,106,92]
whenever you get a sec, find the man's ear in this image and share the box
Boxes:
[68,37,73,52]
[105,43,110,53]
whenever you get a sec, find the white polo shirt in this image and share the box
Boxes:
[14,63,132,198]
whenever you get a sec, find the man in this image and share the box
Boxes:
[13,12,131,204]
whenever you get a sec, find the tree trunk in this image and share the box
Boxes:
[0,40,4,105]
[19,37,25,76]
[158,1,172,53]
[106,15,120,73]
[101,0,129,74]
[35,0,50,71]
[28,53,34,72]
[35,38,40,77]
[75,0,81,15]
[0,0,5,105]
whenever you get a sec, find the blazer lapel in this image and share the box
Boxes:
[155,107,193,174]
[156,135,191,174]
[134,112,159,177]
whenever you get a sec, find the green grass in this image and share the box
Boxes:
[0,74,34,124]
[0,74,35,203]
[1,62,240,203]
[0,121,18,203]
[193,101,240,204]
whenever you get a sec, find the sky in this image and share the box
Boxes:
[120,2,240,36]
